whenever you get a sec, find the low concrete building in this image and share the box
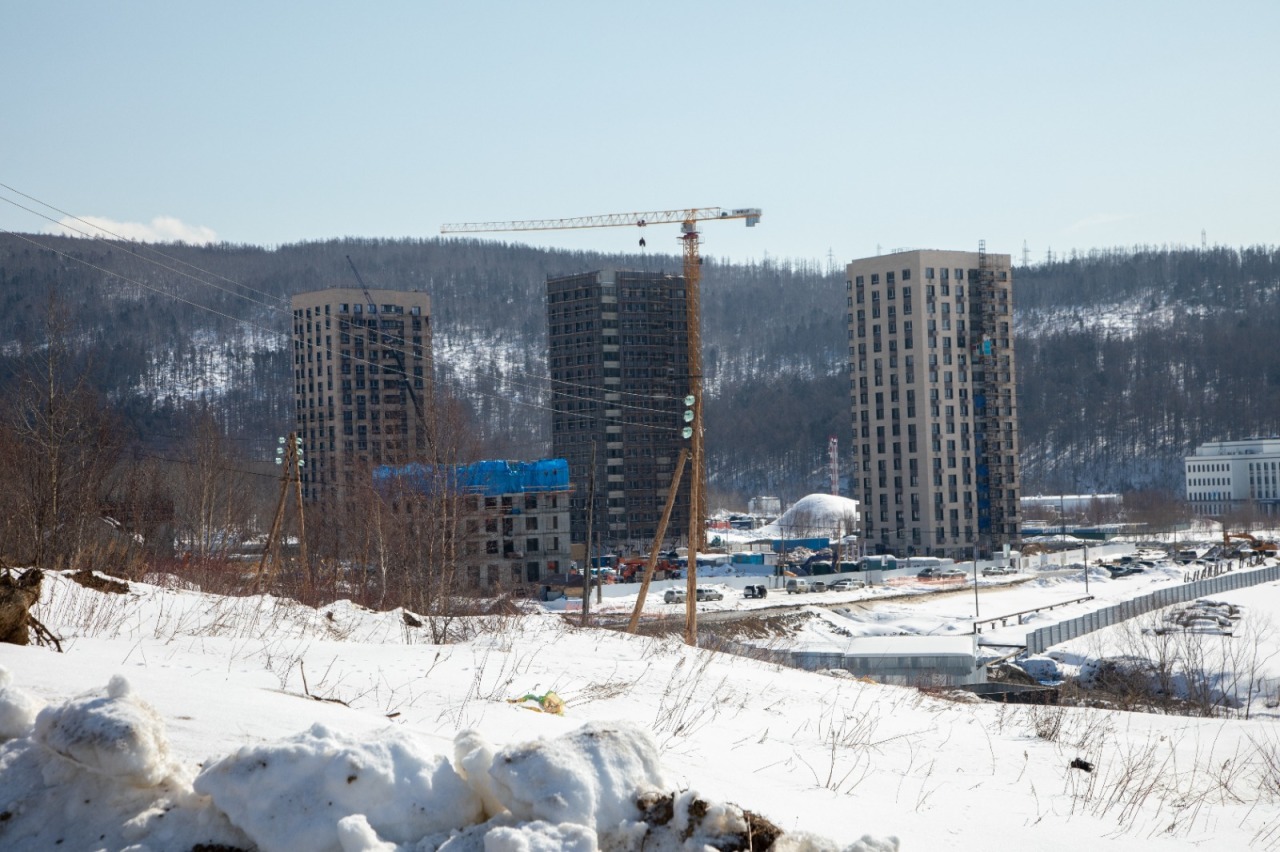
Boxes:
[792,634,985,686]
[375,459,573,589]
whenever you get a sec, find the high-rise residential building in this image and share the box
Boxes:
[546,269,691,548]
[291,288,432,508]
[846,247,1020,559]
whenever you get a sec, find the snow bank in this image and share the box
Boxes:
[34,674,172,787]
[0,670,890,851]
[194,722,483,852]
[0,674,247,850]
[487,722,664,832]
[0,666,40,741]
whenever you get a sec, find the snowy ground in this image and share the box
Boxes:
[2,565,1280,850]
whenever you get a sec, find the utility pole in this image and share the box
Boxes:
[257,433,306,593]
[582,440,596,627]
[627,448,689,633]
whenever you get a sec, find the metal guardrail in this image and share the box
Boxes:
[1025,565,1280,654]
[973,595,1094,633]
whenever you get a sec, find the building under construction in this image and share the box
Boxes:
[291,287,432,510]
[546,269,691,548]
[846,247,1020,558]
[373,459,573,586]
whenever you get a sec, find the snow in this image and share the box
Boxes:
[0,667,40,741]
[194,723,483,851]
[750,493,861,541]
[2,564,1279,850]
[34,674,172,787]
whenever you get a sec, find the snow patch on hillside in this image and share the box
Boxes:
[1019,297,1217,339]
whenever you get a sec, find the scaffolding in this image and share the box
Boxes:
[971,241,1020,556]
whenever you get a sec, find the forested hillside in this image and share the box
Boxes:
[1015,247,1280,494]
[1,234,1276,505]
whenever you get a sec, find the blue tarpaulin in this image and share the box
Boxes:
[374,458,569,496]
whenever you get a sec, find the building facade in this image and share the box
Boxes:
[375,459,573,587]
[1185,438,1280,517]
[846,248,1020,559]
[546,269,691,549]
[291,287,432,508]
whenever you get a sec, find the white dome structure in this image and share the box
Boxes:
[754,493,861,540]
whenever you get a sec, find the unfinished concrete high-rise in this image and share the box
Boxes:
[846,246,1020,559]
[546,269,691,549]
[291,288,432,509]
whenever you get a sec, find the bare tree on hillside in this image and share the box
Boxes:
[0,302,121,569]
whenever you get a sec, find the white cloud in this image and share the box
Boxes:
[46,215,218,245]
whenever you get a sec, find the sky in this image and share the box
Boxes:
[2,1,1277,267]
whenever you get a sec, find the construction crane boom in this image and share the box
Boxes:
[441,207,761,234]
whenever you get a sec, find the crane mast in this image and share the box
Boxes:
[441,206,761,646]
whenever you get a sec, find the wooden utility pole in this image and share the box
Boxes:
[581,440,596,627]
[256,433,305,593]
[627,448,689,634]
[682,224,704,647]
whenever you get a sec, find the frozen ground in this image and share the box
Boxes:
[1,566,1279,850]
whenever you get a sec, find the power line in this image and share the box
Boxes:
[0,182,284,308]
[0,185,683,435]
[0,227,282,335]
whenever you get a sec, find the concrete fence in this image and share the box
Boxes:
[1025,566,1280,654]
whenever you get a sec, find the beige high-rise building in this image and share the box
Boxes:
[846,247,1020,559]
[291,287,432,508]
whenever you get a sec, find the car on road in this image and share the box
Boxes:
[785,579,811,594]
[829,577,863,591]
[810,580,828,592]
[695,586,724,602]
[982,565,1015,576]
[663,588,686,603]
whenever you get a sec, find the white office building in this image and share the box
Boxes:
[1185,438,1280,516]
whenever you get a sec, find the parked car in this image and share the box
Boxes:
[695,586,724,602]
[663,588,687,603]
[810,581,828,592]
[786,578,811,594]
[830,577,862,591]
[982,565,1014,576]
[919,567,965,581]
[743,584,768,599]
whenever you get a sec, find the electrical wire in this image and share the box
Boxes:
[0,182,686,420]
[0,184,685,434]
[0,182,285,308]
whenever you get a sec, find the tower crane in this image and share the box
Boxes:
[441,208,762,645]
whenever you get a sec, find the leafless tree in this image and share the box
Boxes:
[0,302,121,569]
[171,409,258,561]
